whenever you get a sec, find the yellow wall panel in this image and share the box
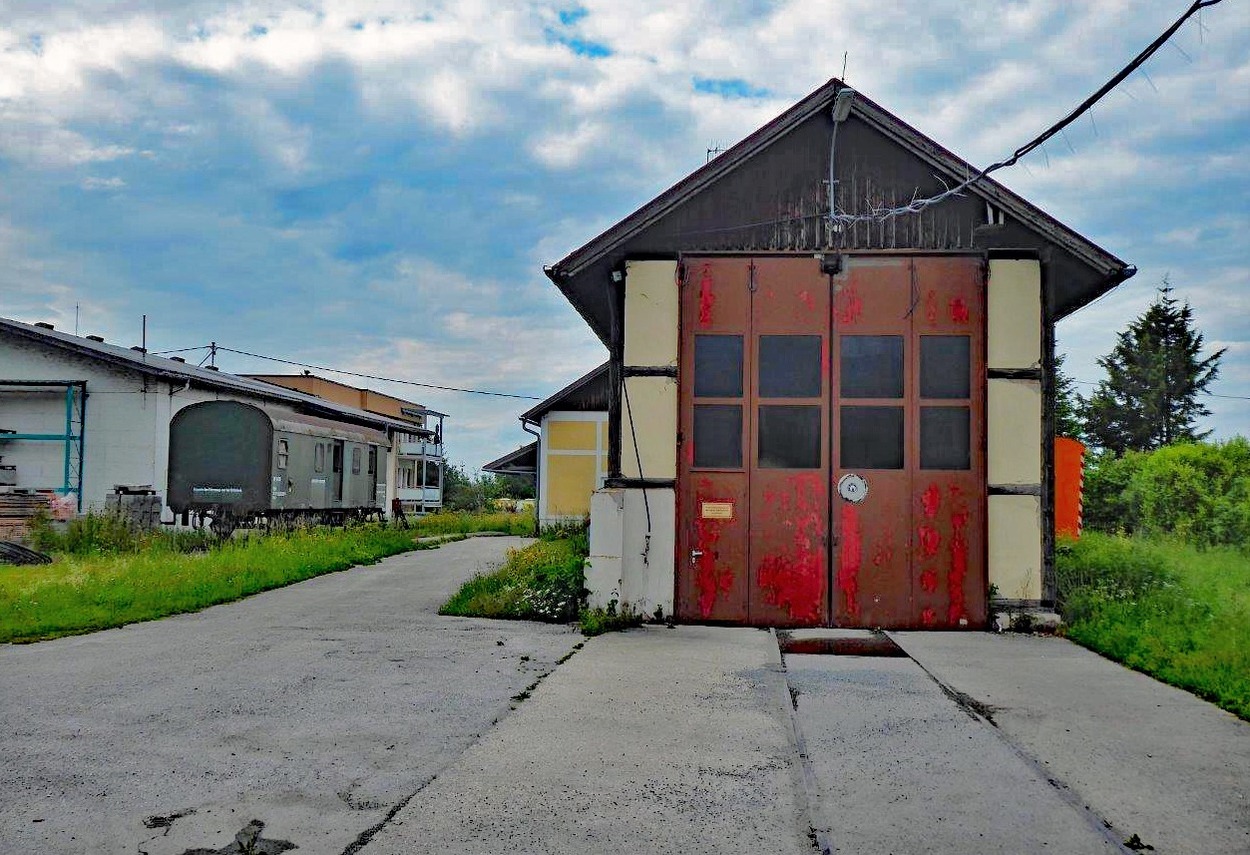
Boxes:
[987,259,1041,370]
[547,420,597,451]
[624,260,679,367]
[546,454,598,517]
[988,379,1042,485]
[622,375,677,480]
[988,494,1043,601]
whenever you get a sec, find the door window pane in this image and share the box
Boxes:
[694,335,743,398]
[840,336,904,398]
[759,335,822,398]
[921,336,971,399]
[840,406,904,469]
[758,406,822,469]
[921,407,971,470]
[693,405,742,469]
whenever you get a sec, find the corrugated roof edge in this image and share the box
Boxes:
[520,362,609,423]
[546,75,1129,292]
[0,317,415,433]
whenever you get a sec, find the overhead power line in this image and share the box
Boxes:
[833,0,1228,224]
[157,343,542,400]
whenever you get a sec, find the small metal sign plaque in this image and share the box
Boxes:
[837,473,869,504]
[700,501,734,520]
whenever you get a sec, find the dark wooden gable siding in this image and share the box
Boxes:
[548,83,1131,346]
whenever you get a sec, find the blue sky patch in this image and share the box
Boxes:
[693,77,771,99]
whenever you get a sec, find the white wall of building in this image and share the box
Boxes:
[0,336,393,520]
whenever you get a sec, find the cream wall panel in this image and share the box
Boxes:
[988,494,1043,601]
[987,259,1041,369]
[987,378,1042,485]
[623,260,679,367]
[621,375,677,480]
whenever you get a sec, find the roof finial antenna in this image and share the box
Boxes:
[841,51,848,82]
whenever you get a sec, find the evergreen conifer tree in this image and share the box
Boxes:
[1081,282,1224,453]
[1053,353,1083,439]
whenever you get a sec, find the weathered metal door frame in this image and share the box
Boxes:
[676,253,986,629]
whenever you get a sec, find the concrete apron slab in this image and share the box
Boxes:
[359,625,814,855]
[891,632,1250,855]
[786,652,1122,855]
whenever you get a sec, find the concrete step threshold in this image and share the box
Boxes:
[776,628,907,657]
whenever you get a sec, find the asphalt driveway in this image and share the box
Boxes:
[0,536,581,855]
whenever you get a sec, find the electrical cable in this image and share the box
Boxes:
[831,0,1227,225]
[209,345,542,400]
[621,376,652,566]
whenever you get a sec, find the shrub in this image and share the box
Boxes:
[1083,438,1250,549]
[410,511,536,538]
[440,536,587,623]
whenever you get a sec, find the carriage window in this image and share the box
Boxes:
[758,405,821,469]
[841,406,904,469]
[276,439,289,470]
[759,335,822,398]
[367,446,377,476]
[693,404,742,469]
[920,336,971,399]
[314,444,326,473]
[921,406,971,470]
[840,336,904,399]
[694,335,743,398]
[351,447,362,475]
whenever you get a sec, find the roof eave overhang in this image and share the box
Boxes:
[544,77,1131,341]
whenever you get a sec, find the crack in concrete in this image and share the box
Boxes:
[772,630,833,855]
[337,641,586,855]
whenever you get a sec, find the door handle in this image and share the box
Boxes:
[690,549,704,566]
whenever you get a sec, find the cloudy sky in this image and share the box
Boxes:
[1,0,1246,472]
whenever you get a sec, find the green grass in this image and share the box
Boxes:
[439,535,586,623]
[1057,532,1250,720]
[0,525,442,644]
[410,511,536,538]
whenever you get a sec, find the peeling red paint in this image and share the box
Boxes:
[921,607,937,626]
[917,522,941,557]
[798,289,815,312]
[837,503,862,620]
[949,296,970,324]
[698,265,716,327]
[836,282,862,325]
[757,473,826,622]
[694,491,735,619]
[921,483,941,519]
[948,506,970,624]
[925,289,938,325]
[919,567,938,593]
[871,529,894,568]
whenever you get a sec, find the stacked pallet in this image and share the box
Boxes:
[0,491,53,541]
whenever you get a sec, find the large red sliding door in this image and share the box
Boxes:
[676,255,985,628]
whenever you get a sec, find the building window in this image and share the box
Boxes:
[694,335,744,398]
[693,404,743,469]
[277,439,289,470]
[840,336,904,399]
[759,335,822,398]
[352,447,362,475]
[758,405,821,469]
[314,444,326,473]
[840,406,904,470]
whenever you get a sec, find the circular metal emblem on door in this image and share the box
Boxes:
[838,473,869,504]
